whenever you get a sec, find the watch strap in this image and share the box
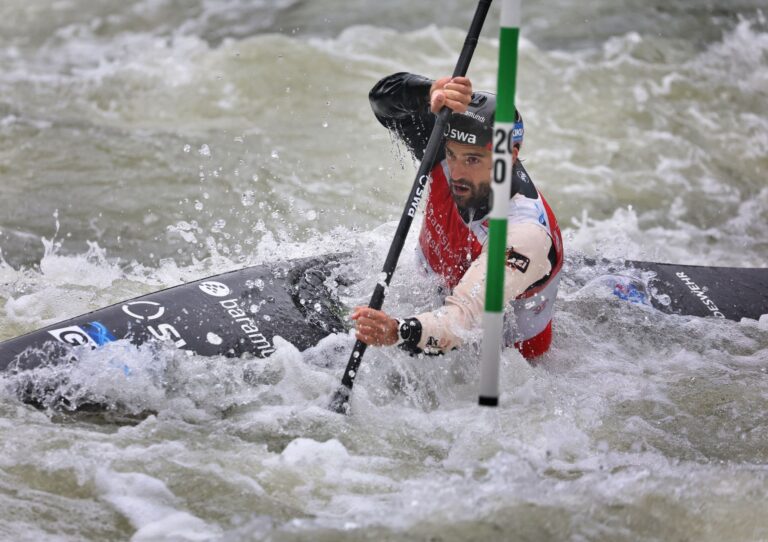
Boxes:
[396,317,422,354]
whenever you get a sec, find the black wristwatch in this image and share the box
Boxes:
[394,317,422,353]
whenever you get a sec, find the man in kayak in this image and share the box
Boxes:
[352,72,563,360]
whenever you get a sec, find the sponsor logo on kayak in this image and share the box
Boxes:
[199,281,231,297]
[675,272,725,318]
[122,301,187,347]
[122,300,165,321]
[83,321,116,345]
[48,325,99,347]
[613,282,647,305]
[47,321,116,348]
[217,298,275,357]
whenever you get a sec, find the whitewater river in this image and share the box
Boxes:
[1,1,767,540]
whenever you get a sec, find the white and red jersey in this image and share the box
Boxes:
[416,160,564,359]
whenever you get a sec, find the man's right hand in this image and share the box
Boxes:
[350,306,399,347]
[429,76,473,114]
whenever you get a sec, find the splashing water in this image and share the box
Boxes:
[0,1,766,540]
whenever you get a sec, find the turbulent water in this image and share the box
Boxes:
[1,1,767,540]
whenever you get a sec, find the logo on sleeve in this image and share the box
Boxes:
[423,336,442,356]
[506,249,530,273]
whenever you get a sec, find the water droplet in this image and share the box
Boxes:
[198,144,211,157]
[241,190,256,206]
[270,150,280,159]
[262,315,272,321]
[194,200,204,211]
[322,121,328,128]
[251,174,259,182]
[206,332,223,345]
[314,303,322,313]
[254,279,265,291]
[306,210,317,221]
[183,144,191,153]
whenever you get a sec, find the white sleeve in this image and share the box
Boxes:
[414,222,552,353]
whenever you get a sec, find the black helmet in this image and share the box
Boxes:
[444,91,524,149]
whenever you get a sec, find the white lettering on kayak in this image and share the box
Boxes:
[675,272,725,318]
[219,298,275,356]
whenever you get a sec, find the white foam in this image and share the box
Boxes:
[95,469,220,541]
[277,438,350,466]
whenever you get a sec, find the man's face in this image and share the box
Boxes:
[445,141,493,213]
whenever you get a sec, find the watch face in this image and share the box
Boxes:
[399,321,411,341]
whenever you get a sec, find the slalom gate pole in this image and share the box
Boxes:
[329,0,494,414]
[478,0,521,407]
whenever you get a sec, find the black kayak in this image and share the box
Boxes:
[0,254,351,375]
[1,253,767,379]
[580,258,768,321]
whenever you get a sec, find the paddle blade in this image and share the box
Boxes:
[328,385,352,414]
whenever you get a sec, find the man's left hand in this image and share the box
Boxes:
[429,76,473,114]
[351,307,398,346]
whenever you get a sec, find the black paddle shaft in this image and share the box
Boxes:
[329,0,493,413]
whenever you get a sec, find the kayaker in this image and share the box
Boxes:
[352,72,564,360]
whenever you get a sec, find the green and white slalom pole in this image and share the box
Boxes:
[479,0,520,407]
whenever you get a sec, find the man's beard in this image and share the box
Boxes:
[449,178,491,221]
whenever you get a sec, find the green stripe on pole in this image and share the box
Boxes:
[479,0,521,407]
[484,218,508,311]
[495,27,519,122]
